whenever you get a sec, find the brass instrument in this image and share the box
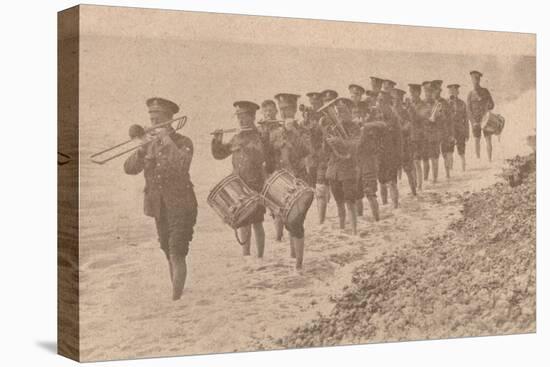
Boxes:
[319,106,353,160]
[209,127,255,135]
[429,100,442,123]
[90,115,187,165]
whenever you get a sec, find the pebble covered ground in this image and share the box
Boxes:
[276,154,536,348]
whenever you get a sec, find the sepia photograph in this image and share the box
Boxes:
[57,4,536,362]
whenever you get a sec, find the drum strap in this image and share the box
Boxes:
[234,229,252,246]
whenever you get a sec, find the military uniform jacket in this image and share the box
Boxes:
[467,87,495,123]
[406,98,427,142]
[448,96,469,139]
[268,124,311,180]
[379,106,403,170]
[211,128,266,192]
[124,131,197,219]
[324,120,361,181]
[435,97,454,142]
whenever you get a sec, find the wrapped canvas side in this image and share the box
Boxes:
[57,5,80,362]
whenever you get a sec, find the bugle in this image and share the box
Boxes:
[90,115,187,165]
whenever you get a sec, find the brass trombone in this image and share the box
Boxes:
[90,115,187,165]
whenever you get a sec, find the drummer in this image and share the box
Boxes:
[270,93,313,270]
[211,101,267,258]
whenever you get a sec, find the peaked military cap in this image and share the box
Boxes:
[274,93,300,108]
[348,84,366,94]
[408,83,422,92]
[431,80,443,89]
[320,89,339,101]
[470,70,483,77]
[391,88,406,98]
[370,76,384,84]
[383,79,397,87]
[233,100,260,114]
[366,90,379,97]
[146,97,179,114]
[261,99,276,108]
[447,84,461,89]
[422,81,433,88]
[306,92,322,99]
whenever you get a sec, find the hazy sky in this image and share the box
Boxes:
[78,5,535,56]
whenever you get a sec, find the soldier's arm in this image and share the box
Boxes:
[466,92,474,122]
[123,149,145,175]
[211,136,232,160]
[461,101,470,139]
[485,89,495,111]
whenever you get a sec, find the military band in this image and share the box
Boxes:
[121,70,498,300]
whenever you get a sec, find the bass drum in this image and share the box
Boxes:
[261,169,314,226]
[207,173,262,230]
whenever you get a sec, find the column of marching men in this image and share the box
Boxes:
[123,70,496,300]
[210,70,494,267]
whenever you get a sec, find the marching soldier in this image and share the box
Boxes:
[316,89,339,224]
[467,70,495,161]
[432,79,454,179]
[124,97,197,301]
[349,84,367,216]
[447,84,469,171]
[320,97,361,235]
[376,91,402,208]
[211,101,267,258]
[407,83,427,190]
[382,79,397,94]
[349,84,365,105]
[258,99,285,241]
[258,99,281,136]
[421,81,441,183]
[366,77,383,114]
[270,93,313,269]
[357,103,383,221]
[300,92,325,188]
[302,92,327,224]
[422,81,439,181]
[391,88,417,196]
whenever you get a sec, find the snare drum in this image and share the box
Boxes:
[261,169,314,226]
[207,174,262,229]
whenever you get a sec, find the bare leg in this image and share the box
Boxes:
[485,135,493,162]
[460,154,466,171]
[367,197,380,221]
[449,152,454,170]
[405,167,417,196]
[293,236,304,270]
[431,158,439,183]
[337,202,346,229]
[252,222,265,258]
[170,253,187,301]
[443,153,451,179]
[345,201,358,235]
[356,199,364,217]
[239,225,252,256]
[274,215,284,242]
[475,137,481,159]
[167,257,174,285]
[423,159,430,180]
[414,160,423,190]
[289,234,296,258]
[380,183,388,205]
[316,184,328,225]
[389,181,399,209]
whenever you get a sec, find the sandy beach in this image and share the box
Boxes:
[78,112,533,361]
